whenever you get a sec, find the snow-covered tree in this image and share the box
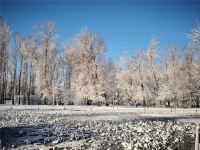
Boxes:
[33,21,58,104]
[185,23,200,107]
[63,38,78,104]
[189,23,200,52]
[158,46,182,108]
[116,54,136,105]
[0,18,200,108]
[73,28,106,104]
[101,59,117,106]
[132,53,149,107]
[145,38,160,105]
[0,20,10,104]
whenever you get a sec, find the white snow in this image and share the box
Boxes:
[0,105,199,149]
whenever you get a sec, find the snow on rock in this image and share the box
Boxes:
[0,108,197,149]
[2,119,196,150]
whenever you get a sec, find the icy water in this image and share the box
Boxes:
[1,120,196,150]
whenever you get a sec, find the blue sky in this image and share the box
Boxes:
[1,1,200,59]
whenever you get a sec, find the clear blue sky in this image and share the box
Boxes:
[1,1,200,59]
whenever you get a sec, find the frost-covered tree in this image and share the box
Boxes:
[158,47,182,108]
[180,49,199,107]
[101,59,117,106]
[73,28,106,104]
[1,18,200,107]
[132,53,149,107]
[189,23,200,52]
[157,53,172,107]
[185,23,200,107]
[0,20,10,104]
[63,38,78,104]
[9,34,18,104]
[33,21,58,104]
[116,54,136,106]
[145,38,160,105]
[13,35,37,104]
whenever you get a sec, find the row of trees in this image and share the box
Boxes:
[0,19,200,107]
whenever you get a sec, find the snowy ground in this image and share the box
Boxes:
[0,105,200,149]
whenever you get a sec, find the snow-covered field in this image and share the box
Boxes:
[0,105,199,149]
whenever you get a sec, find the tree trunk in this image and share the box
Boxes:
[18,57,23,104]
[12,63,17,104]
[196,98,199,108]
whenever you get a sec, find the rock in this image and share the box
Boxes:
[64,146,72,150]
[44,137,51,144]
[52,140,59,144]
[121,142,127,147]
[24,139,31,144]
[53,147,59,150]
[144,143,148,148]
[121,142,132,150]
[133,138,137,142]
[70,134,75,141]
[19,130,24,135]
[137,128,143,133]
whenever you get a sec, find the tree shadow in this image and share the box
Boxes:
[1,124,72,149]
[139,115,200,122]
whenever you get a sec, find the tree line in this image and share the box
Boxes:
[0,19,200,107]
